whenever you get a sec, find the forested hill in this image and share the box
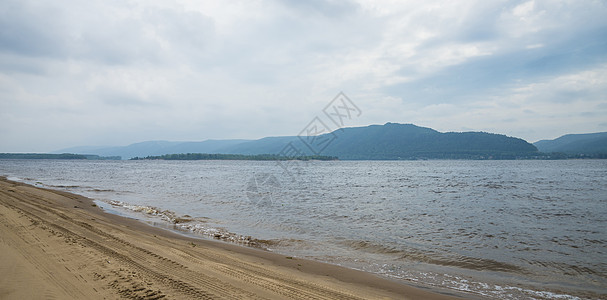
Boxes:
[315,123,538,159]
[534,132,607,155]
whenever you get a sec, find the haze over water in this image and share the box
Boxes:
[1,159,606,299]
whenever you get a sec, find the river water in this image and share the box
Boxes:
[1,159,605,299]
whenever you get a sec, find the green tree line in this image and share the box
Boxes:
[130,153,338,161]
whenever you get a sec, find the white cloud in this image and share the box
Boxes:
[424,64,607,141]
[526,44,544,49]
[1,0,606,151]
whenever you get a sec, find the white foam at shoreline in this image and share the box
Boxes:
[102,199,267,247]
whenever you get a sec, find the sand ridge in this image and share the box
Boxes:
[0,177,469,299]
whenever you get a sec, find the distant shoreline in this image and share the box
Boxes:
[129,153,339,161]
[1,152,606,160]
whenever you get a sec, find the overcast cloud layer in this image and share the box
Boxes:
[1,0,606,152]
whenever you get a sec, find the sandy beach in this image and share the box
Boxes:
[0,176,469,299]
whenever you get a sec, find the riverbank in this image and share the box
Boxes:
[0,176,468,299]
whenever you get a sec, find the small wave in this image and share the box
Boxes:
[479,183,505,189]
[50,185,83,189]
[431,274,587,300]
[340,240,404,254]
[88,188,117,192]
[6,176,42,185]
[374,267,589,300]
[339,239,525,273]
[525,259,606,278]
[441,255,526,273]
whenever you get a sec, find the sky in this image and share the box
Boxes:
[1,0,606,152]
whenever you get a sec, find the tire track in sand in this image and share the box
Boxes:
[0,189,243,299]
[0,185,369,299]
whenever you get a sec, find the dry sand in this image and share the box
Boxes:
[0,176,470,299]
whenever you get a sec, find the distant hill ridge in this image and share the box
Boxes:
[54,123,540,160]
[300,123,537,159]
[534,132,607,154]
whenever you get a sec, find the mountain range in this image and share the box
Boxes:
[54,123,551,160]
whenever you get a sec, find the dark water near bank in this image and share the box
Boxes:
[1,159,606,299]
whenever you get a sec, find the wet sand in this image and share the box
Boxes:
[0,176,471,299]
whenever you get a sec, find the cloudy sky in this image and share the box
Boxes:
[1,0,606,152]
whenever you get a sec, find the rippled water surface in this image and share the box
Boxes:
[2,159,606,299]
